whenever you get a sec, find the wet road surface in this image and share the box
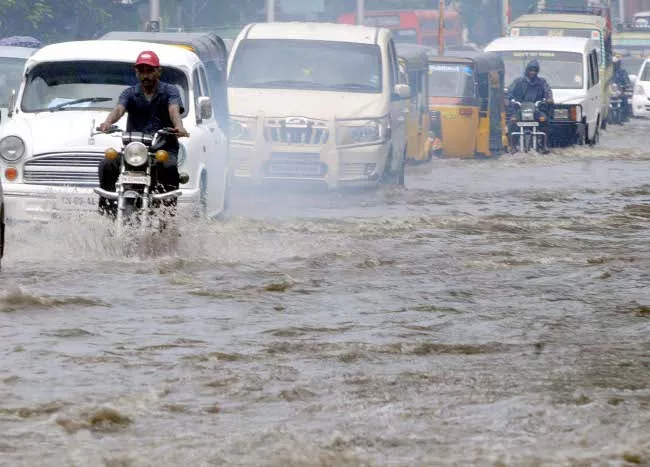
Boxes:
[1,120,649,466]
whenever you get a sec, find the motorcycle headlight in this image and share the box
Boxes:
[337,118,389,145]
[553,108,569,119]
[124,142,148,167]
[522,109,535,121]
[229,117,255,141]
[0,136,25,162]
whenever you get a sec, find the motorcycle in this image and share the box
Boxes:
[92,126,190,236]
[608,83,623,125]
[509,100,548,153]
[623,84,633,122]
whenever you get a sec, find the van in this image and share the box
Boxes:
[485,36,602,146]
[227,22,410,188]
[507,13,612,128]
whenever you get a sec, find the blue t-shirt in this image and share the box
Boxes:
[118,81,184,135]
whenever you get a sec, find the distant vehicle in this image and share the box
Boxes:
[338,11,423,45]
[0,46,37,126]
[413,9,464,47]
[632,58,650,117]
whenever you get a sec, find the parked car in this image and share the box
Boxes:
[227,22,411,188]
[0,40,229,222]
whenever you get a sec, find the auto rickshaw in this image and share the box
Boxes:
[396,43,442,163]
[427,52,508,158]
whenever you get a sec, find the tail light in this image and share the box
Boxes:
[459,107,473,116]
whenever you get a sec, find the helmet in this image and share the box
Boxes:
[613,56,620,64]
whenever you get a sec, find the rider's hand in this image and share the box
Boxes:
[98,121,112,132]
[174,127,190,138]
[546,99,554,105]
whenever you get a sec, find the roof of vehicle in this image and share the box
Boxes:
[485,36,597,53]
[634,10,650,16]
[0,45,38,59]
[396,43,433,69]
[240,22,382,44]
[509,13,607,29]
[428,52,504,74]
[25,40,201,70]
[99,31,228,66]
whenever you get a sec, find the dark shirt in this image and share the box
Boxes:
[507,76,553,103]
[118,81,184,151]
[613,67,631,88]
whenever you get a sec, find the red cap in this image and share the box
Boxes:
[135,50,160,67]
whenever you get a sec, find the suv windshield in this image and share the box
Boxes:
[21,60,189,114]
[0,57,27,101]
[428,63,476,97]
[499,51,585,90]
[229,39,382,93]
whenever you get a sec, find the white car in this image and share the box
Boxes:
[632,58,650,117]
[485,36,602,145]
[227,22,410,188]
[0,40,229,222]
[0,45,38,127]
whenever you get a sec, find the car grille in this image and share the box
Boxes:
[264,152,327,178]
[264,118,329,145]
[23,152,104,186]
[341,163,376,178]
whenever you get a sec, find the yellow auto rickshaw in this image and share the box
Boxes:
[427,53,508,158]
[396,43,441,163]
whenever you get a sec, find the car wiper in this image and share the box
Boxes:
[328,83,378,91]
[252,80,326,88]
[49,97,112,112]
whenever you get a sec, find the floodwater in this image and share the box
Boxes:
[1,120,649,466]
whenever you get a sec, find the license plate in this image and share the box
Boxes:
[517,122,539,127]
[119,174,150,185]
[52,194,97,211]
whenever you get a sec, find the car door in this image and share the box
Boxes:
[387,39,407,170]
[588,50,600,136]
[194,65,227,216]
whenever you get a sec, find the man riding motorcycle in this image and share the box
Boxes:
[506,59,554,153]
[96,50,189,216]
[612,56,632,120]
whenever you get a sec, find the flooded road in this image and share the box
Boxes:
[1,120,649,466]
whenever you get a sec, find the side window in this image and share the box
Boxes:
[387,39,398,90]
[593,51,600,85]
[408,71,418,102]
[198,66,210,98]
[192,69,202,100]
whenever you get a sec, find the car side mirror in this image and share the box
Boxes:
[393,84,411,100]
[197,96,212,121]
[629,74,637,85]
[7,89,16,118]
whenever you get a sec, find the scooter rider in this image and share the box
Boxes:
[506,59,554,152]
[612,56,632,119]
[96,50,189,216]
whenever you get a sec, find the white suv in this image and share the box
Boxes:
[227,22,410,188]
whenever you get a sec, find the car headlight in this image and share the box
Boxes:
[124,142,148,167]
[336,118,389,145]
[229,117,255,141]
[0,136,25,162]
[553,108,569,119]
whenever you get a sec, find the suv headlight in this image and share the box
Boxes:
[124,142,148,167]
[229,117,256,141]
[0,136,25,162]
[553,108,569,119]
[337,117,389,145]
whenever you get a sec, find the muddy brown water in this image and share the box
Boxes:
[1,120,649,466]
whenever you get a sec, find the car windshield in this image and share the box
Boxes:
[393,29,419,44]
[499,51,585,89]
[229,39,382,93]
[21,60,189,114]
[428,63,476,97]
[0,57,27,102]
